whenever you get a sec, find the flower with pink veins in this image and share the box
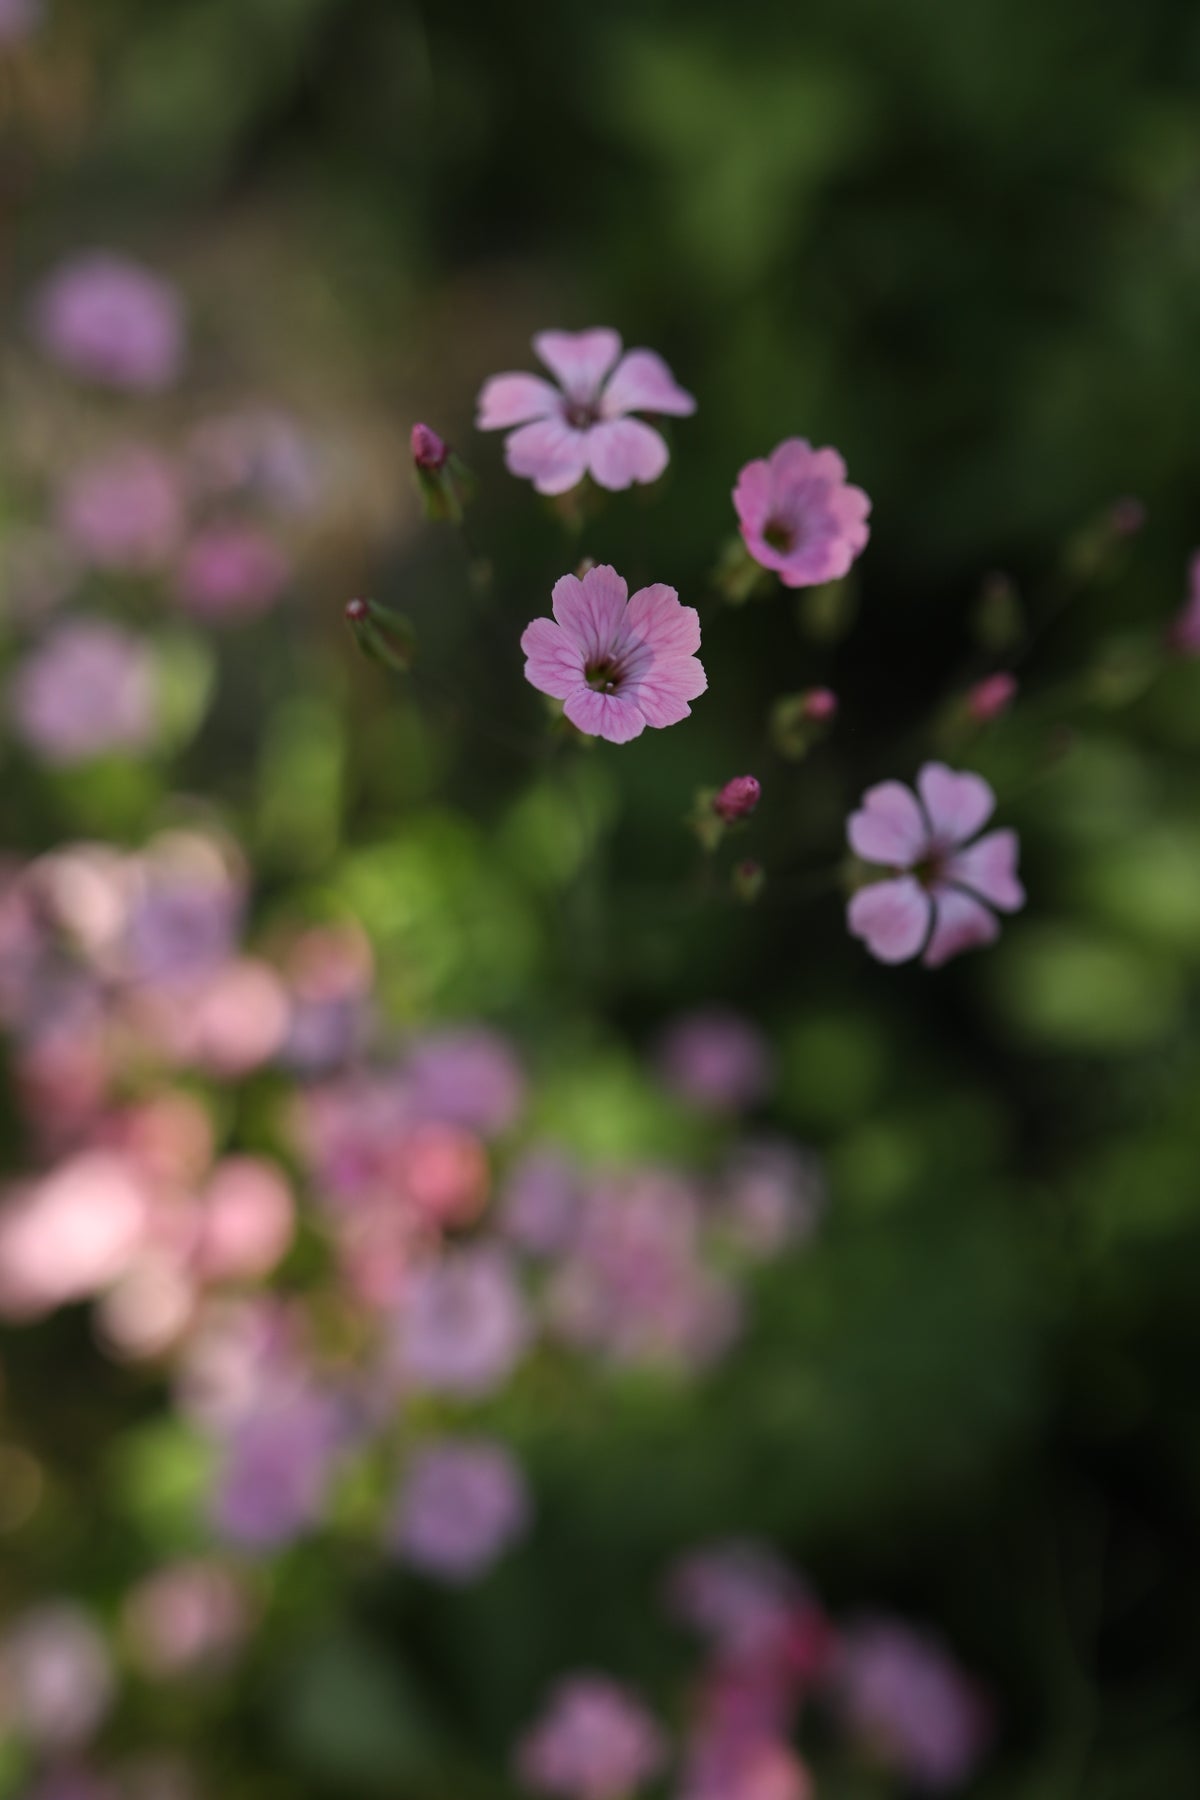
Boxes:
[734,440,870,587]
[522,564,706,745]
[846,763,1024,969]
[477,328,695,496]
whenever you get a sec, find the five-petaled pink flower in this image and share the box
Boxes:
[522,564,706,745]
[734,440,870,587]
[846,763,1024,968]
[477,329,695,496]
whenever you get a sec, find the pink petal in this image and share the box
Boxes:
[533,329,622,400]
[917,764,996,848]
[504,419,590,496]
[476,373,560,431]
[520,617,583,700]
[601,349,696,418]
[946,828,1024,913]
[632,655,707,728]
[847,781,929,868]
[922,886,999,968]
[624,583,701,658]
[847,877,931,964]
[551,565,629,660]
[585,418,670,490]
[564,687,646,743]
[732,459,772,533]
[770,438,837,484]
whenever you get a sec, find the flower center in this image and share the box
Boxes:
[913,853,946,891]
[585,655,622,693]
[763,518,798,554]
[564,397,599,430]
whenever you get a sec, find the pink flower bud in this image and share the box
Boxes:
[803,688,838,722]
[965,672,1017,722]
[411,422,448,472]
[712,775,761,824]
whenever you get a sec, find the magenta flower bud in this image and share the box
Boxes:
[965,672,1017,722]
[411,422,448,472]
[803,687,838,721]
[344,596,416,673]
[712,775,761,824]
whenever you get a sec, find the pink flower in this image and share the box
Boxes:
[388,1438,530,1582]
[0,1604,114,1749]
[846,763,1024,969]
[395,1246,529,1397]
[57,447,184,574]
[1167,551,1200,655]
[500,1147,582,1256]
[210,1390,345,1549]
[713,776,761,824]
[516,1675,667,1800]
[407,1026,526,1136]
[0,1152,147,1320]
[10,621,158,764]
[175,524,290,622]
[123,1559,251,1679]
[734,441,870,587]
[478,328,694,496]
[833,1618,992,1791]
[0,0,41,47]
[667,1542,801,1660]
[410,422,448,471]
[31,254,185,391]
[522,564,706,745]
[656,1009,772,1112]
[964,672,1017,722]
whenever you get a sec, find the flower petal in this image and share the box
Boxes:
[533,329,622,400]
[551,565,629,661]
[520,617,583,700]
[585,418,670,490]
[564,686,646,744]
[631,655,707,728]
[476,373,561,431]
[946,828,1024,913]
[601,349,696,418]
[732,459,772,533]
[504,419,590,496]
[847,781,929,868]
[917,763,995,848]
[923,886,1000,968]
[847,877,931,964]
[624,583,701,658]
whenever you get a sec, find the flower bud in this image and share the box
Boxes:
[712,775,761,824]
[410,422,448,472]
[345,596,416,673]
[965,672,1017,722]
[769,690,838,760]
[410,424,475,523]
[732,860,765,904]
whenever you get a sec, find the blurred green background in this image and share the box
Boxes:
[5,1,1200,1796]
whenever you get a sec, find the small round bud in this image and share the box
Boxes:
[965,671,1017,722]
[345,597,369,624]
[410,423,448,472]
[802,687,838,722]
[712,775,762,824]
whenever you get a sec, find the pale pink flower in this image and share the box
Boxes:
[185,408,317,515]
[123,1559,251,1679]
[0,1604,114,1749]
[667,1542,801,1659]
[656,1009,771,1112]
[847,763,1024,968]
[175,524,290,622]
[196,1156,294,1283]
[478,328,694,495]
[734,440,870,587]
[10,622,158,764]
[395,1246,529,1397]
[680,1736,812,1800]
[716,1140,826,1257]
[0,1152,148,1320]
[57,447,184,574]
[833,1617,992,1791]
[522,564,705,745]
[388,1438,530,1582]
[32,254,185,391]
[516,1675,667,1800]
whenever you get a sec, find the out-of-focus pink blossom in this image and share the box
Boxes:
[0,0,41,44]
[667,1542,802,1661]
[138,958,289,1075]
[680,1732,812,1800]
[833,1617,992,1791]
[478,328,694,496]
[713,776,761,824]
[0,1604,114,1749]
[400,1123,490,1228]
[0,1152,147,1319]
[175,524,290,622]
[95,1258,196,1362]
[10,621,158,764]
[31,254,185,391]
[500,1148,582,1255]
[388,1438,530,1582]
[1167,551,1200,655]
[734,441,870,588]
[847,762,1025,968]
[210,1390,346,1549]
[122,837,245,984]
[196,1157,294,1283]
[716,1141,826,1257]
[57,448,184,574]
[123,1560,252,1679]
[656,1009,771,1112]
[279,923,373,1072]
[965,672,1017,723]
[395,1246,529,1397]
[173,1297,307,1433]
[801,687,838,721]
[523,564,706,744]
[407,1027,527,1137]
[185,408,317,515]
[516,1675,668,1800]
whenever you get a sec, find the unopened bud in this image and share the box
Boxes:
[732,860,765,904]
[770,689,838,760]
[802,687,838,722]
[411,422,448,472]
[965,671,1017,723]
[712,775,761,824]
[345,596,416,673]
